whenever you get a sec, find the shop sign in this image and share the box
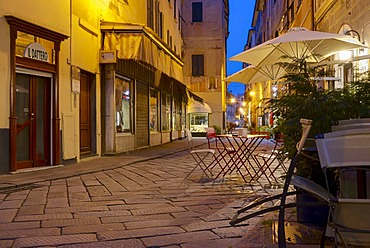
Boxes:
[23,42,49,62]
[100,50,116,63]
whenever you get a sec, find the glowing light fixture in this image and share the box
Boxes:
[338,50,352,60]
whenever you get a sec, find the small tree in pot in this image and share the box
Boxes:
[268,56,370,223]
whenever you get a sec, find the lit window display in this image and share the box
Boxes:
[173,100,181,130]
[115,77,131,133]
[162,94,171,131]
[189,113,209,133]
[150,88,159,131]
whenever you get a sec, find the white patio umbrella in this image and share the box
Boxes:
[224,64,287,85]
[229,27,367,66]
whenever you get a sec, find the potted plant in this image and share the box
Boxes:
[267,56,370,223]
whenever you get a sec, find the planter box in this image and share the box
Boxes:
[296,190,329,226]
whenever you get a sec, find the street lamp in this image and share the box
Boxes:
[226,95,246,127]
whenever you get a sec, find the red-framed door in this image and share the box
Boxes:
[15,73,51,169]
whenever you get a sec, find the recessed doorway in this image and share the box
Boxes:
[15,72,51,169]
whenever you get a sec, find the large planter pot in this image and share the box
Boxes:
[296,190,329,226]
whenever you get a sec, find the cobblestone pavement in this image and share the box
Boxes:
[0,139,319,247]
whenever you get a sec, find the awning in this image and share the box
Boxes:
[188,98,212,113]
[101,22,183,82]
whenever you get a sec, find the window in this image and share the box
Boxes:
[174,0,177,19]
[190,113,209,132]
[155,0,160,34]
[173,100,181,130]
[159,12,163,39]
[167,30,170,45]
[178,10,182,31]
[147,0,154,29]
[16,31,55,64]
[150,88,159,131]
[115,76,132,133]
[162,94,171,131]
[192,2,203,22]
[192,54,204,76]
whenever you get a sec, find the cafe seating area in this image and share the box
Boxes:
[227,118,370,248]
[184,126,290,187]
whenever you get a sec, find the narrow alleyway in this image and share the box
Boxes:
[0,139,317,247]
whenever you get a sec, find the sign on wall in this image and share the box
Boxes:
[23,42,49,62]
[100,50,117,63]
[71,65,80,94]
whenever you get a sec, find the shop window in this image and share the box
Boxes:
[181,102,186,129]
[192,2,203,22]
[192,54,204,76]
[173,100,181,130]
[162,94,171,131]
[150,88,159,131]
[115,76,132,133]
[190,113,209,133]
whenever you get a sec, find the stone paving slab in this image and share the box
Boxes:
[0,227,60,239]
[12,234,97,247]
[0,139,320,247]
[59,239,145,248]
[62,223,125,235]
[98,226,185,241]
[141,230,220,247]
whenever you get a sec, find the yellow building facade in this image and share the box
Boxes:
[181,0,229,134]
[0,0,187,173]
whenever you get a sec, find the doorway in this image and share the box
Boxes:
[79,71,96,156]
[15,73,51,169]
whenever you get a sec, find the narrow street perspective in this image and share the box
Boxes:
[0,139,291,248]
[2,0,370,247]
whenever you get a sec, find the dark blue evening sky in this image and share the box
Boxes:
[227,0,255,95]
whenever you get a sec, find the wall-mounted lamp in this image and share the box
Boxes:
[345,29,361,42]
[344,29,365,55]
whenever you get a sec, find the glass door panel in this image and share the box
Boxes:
[35,77,45,162]
[16,74,31,162]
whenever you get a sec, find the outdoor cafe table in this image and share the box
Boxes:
[214,133,269,182]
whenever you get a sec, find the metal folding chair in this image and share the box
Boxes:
[205,128,237,178]
[184,128,216,179]
[230,119,330,247]
[315,127,370,247]
[253,136,288,184]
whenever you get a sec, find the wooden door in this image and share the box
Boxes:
[16,74,51,169]
[80,72,91,154]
